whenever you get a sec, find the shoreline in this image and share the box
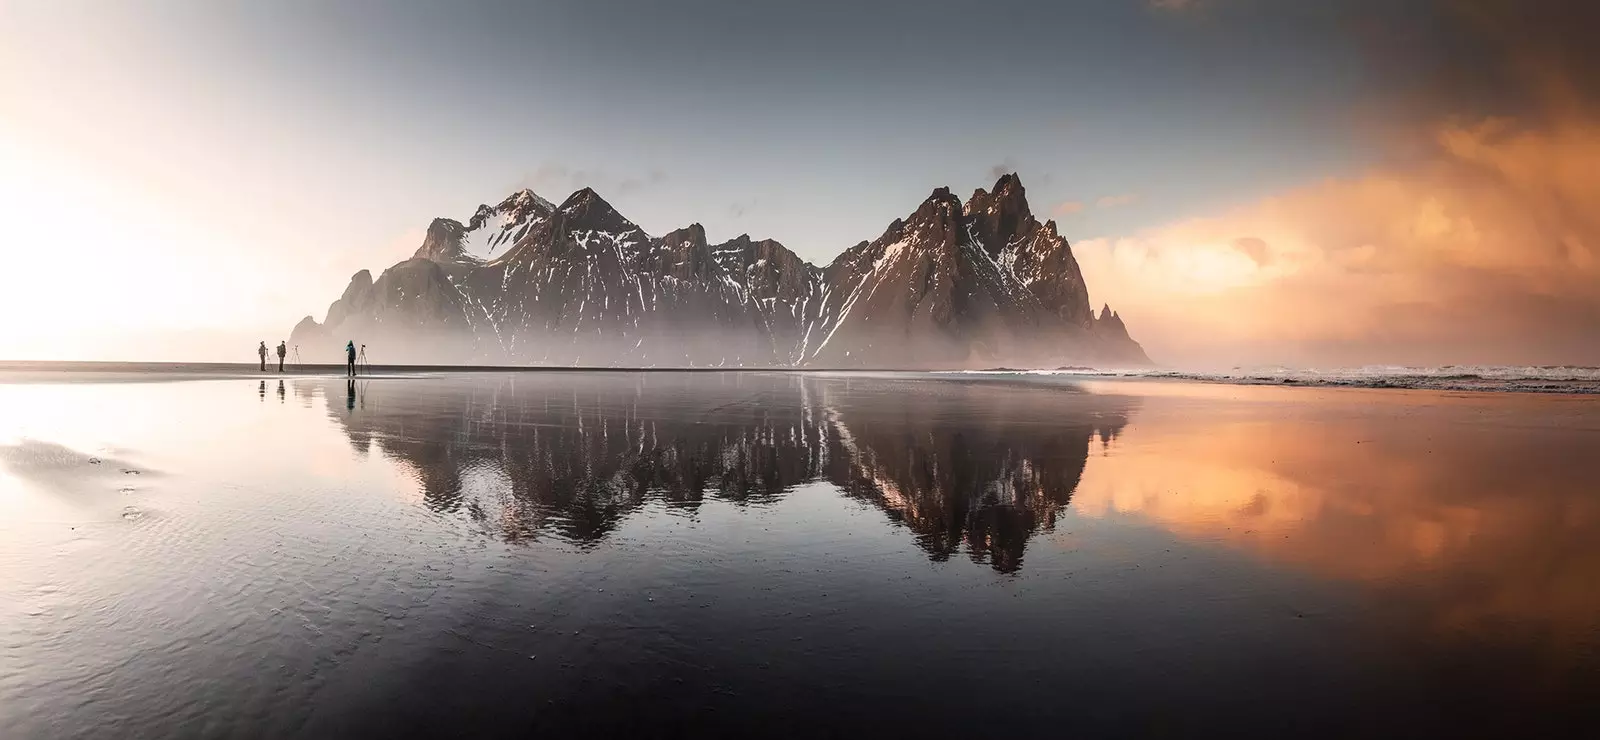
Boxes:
[1,361,1597,396]
[0,360,970,374]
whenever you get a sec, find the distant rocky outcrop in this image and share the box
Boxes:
[290,174,1150,367]
[1093,304,1135,344]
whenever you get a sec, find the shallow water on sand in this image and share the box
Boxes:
[1,372,1597,737]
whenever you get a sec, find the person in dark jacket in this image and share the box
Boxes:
[346,341,357,377]
[258,341,267,372]
[276,341,287,372]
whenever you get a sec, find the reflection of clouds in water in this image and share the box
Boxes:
[318,374,1136,572]
[1069,391,1600,656]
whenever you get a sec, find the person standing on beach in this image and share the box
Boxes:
[346,340,357,377]
[258,341,267,372]
[276,341,287,372]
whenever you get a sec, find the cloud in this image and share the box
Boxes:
[1439,0,1600,121]
[980,159,1052,188]
[1052,201,1085,217]
[986,157,1020,182]
[1231,237,1272,266]
[1075,117,1600,367]
[1071,0,1600,368]
[1095,193,1139,209]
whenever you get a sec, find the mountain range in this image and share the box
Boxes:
[289,173,1149,367]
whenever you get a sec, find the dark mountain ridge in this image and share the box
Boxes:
[290,174,1149,367]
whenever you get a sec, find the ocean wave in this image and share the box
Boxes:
[954,365,1600,395]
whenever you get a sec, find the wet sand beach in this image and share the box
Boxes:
[1,370,1597,737]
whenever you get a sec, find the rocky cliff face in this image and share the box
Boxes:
[290,174,1150,367]
[806,187,1051,367]
[968,174,1096,329]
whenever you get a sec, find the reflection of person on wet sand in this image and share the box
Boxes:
[346,378,356,410]
[258,380,266,400]
[277,380,286,402]
[258,341,267,372]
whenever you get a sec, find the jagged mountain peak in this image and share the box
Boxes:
[711,233,803,263]
[559,186,608,210]
[993,171,1024,193]
[965,173,1035,253]
[966,173,1025,206]
[661,223,708,249]
[910,187,965,225]
[509,187,646,262]
[466,203,492,228]
[466,188,556,230]
[422,187,562,265]
[551,187,637,233]
[412,218,468,262]
[1093,303,1134,346]
[717,232,790,251]
[1099,304,1130,325]
[503,187,555,211]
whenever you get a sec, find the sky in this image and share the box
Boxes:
[1,0,1596,366]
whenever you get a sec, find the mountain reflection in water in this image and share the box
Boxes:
[4,372,1598,737]
[319,373,1134,572]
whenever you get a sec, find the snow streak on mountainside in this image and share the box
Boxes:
[290,174,1150,368]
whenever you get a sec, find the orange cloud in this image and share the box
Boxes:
[1075,114,1600,367]
[1080,0,1600,367]
[1051,200,1085,216]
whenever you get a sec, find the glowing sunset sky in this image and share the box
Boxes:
[1,0,1596,365]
